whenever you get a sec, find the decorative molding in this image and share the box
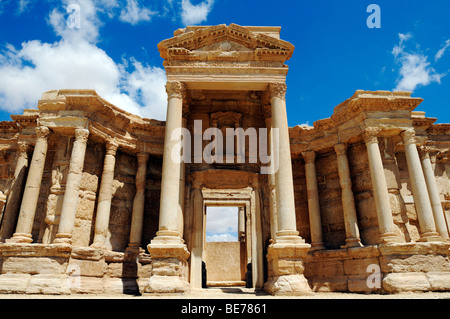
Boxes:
[268,83,287,101]
[166,81,186,100]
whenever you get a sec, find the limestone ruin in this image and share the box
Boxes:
[0,24,448,295]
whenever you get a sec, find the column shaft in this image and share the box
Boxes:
[91,140,119,248]
[363,129,398,243]
[10,126,51,243]
[55,128,89,244]
[265,117,278,240]
[0,143,31,241]
[303,150,325,250]
[155,81,185,241]
[128,152,149,248]
[334,143,362,247]
[269,83,302,242]
[420,150,449,239]
[402,130,440,241]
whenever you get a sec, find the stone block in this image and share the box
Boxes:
[427,272,450,291]
[0,274,31,293]
[2,257,65,275]
[106,261,139,278]
[382,272,431,293]
[343,258,379,276]
[68,258,106,277]
[309,276,348,292]
[26,274,71,295]
[70,276,105,294]
[103,277,139,294]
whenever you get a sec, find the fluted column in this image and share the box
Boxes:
[153,81,186,244]
[401,129,440,241]
[0,143,31,241]
[265,117,278,241]
[419,148,449,240]
[363,128,398,243]
[54,128,90,244]
[303,150,325,250]
[334,143,363,248]
[128,152,150,249]
[9,126,51,243]
[91,140,119,248]
[269,83,303,243]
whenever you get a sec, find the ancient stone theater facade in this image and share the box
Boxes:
[0,24,448,295]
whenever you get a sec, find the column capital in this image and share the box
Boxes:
[302,150,316,163]
[401,128,416,145]
[418,146,431,159]
[334,142,348,156]
[166,81,186,100]
[105,140,119,156]
[17,142,32,154]
[362,127,381,144]
[35,126,51,139]
[137,152,150,164]
[74,128,89,142]
[268,83,287,101]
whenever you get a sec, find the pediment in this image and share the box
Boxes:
[158,24,294,63]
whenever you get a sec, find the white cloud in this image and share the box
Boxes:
[392,33,445,92]
[0,0,168,120]
[435,39,450,62]
[119,0,157,25]
[206,233,238,242]
[180,0,214,25]
[205,206,238,242]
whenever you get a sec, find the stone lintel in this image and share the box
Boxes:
[0,243,72,258]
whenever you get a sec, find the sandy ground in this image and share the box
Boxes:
[0,287,449,299]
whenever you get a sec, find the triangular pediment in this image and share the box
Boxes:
[158,24,294,62]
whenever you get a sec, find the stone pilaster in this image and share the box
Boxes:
[419,148,449,240]
[401,129,440,242]
[302,150,325,250]
[334,143,363,248]
[363,128,399,243]
[91,140,119,249]
[128,152,150,250]
[9,126,51,243]
[54,128,90,244]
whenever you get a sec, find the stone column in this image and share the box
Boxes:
[189,188,203,290]
[128,152,149,249]
[268,83,302,243]
[0,143,31,241]
[91,140,119,248]
[401,129,440,241]
[154,81,186,243]
[264,83,311,296]
[363,128,399,243]
[303,150,325,250]
[334,143,363,248]
[265,117,278,241]
[9,126,51,243]
[145,81,190,294]
[54,128,90,244]
[419,148,449,240]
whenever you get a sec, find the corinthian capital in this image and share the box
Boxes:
[268,83,287,101]
[302,150,316,163]
[401,128,416,145]
[74,128,90,143]
[362,127,381,144]
[165,81,186,100]
[35,126,51,139]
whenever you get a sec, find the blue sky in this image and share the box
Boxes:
[0,0,449,127]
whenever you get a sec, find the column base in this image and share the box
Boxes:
[418,231,442,242]
[310,242,326,251]
[341,237,363,249]
[379,232,402,244]
[53,233,72,245]
[264,241,312,296]
[6,233,33,244]
[143,240,190,294]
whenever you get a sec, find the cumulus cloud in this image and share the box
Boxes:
[392,33,445,92]
[0,0,168,120]
[205,206,238,242]
[181,0,214,25]
[119,0,157,25]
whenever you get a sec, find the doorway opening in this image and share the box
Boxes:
[204,206,247,287]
